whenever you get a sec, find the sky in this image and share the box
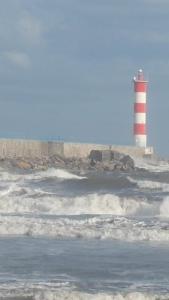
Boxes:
[0,0,169,156]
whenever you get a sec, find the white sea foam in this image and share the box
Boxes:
[0,279,167,298]
[44,168,86,180]
[34,290,169,300]
[25,168,86,181]
[0,192,150,215]
[0,170,22,182]
[160,196,169,217]
[0,287,168,300]
[0,168,86,192]
[128,177,169,192]
[0,214,169,242]
[134,157,169,173]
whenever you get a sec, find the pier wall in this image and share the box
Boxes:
[63,143,149,158]
[0,139,63,158]
[0,139,153,159]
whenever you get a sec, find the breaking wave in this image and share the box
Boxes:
[128,177,169,192]
[0,167,168,242]
[0,168,86,184]
[34,291,169,300]
[134,158,169,173]
[0,214,169,241]
[1,160,169,297]
[0,191,151,215]
[26,168,87,181]
[160,196,169,217]
[0,287,169,300]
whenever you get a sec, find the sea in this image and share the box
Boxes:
[1,158,169,299]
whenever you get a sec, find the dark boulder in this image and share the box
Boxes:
[89,150,102,162]
[120,155,135,170]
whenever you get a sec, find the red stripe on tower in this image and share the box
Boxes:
[134,124,146,135]
[134,82,147,93]
[133,69,148,147]
[134,103,146,113]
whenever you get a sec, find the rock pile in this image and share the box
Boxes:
[89,150,135,171]
[0,149,135,172]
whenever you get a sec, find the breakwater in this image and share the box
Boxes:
[0,139,153,159]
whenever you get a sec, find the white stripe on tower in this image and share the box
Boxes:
[134,113,146,124]
[133,69,148,148]
[135,92,146,103]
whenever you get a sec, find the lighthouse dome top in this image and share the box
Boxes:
[137,69,144,81]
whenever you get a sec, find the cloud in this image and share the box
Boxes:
[4,51,31,69]
[18,13,43,45]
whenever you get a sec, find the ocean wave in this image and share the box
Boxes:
[0,192,151,215]
[134,158,169,173]
[0,287,169,300]
[0,183,55,198]
[0,214,169,242]
[160,197,169,217]
[128,177,169,192]
[34,291,169,300]
[0,168,86,188]
[25,168,87,181]
[0,170,22,182]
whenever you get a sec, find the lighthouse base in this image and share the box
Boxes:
[135,135,147,148]
[144,147,154,156]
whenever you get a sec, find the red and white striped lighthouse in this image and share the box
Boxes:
[133,69,148,148]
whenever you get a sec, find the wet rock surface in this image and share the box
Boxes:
[0,150,136,172]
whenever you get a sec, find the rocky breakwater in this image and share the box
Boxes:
[88,150,135,172]
[0,149,135,172]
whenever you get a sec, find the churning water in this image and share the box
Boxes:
[1,161,169,299]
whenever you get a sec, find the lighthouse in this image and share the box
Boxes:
[133,69,148,148]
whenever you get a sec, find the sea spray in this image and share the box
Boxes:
[0,193,150,215]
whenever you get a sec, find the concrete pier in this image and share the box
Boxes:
[0,139,153,159]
